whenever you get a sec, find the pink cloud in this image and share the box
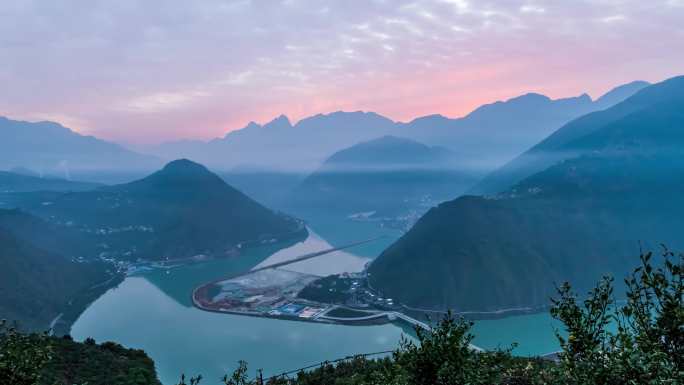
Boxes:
[0,0,682,144]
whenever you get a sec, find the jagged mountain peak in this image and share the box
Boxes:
[264,114,292,129]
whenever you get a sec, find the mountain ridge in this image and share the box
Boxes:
[18,159,307,261]
[0,209,116,332]
[469,77,675,194]
[148,80,648,173]
[368,75,683,312]
[287,136,479,219]
[0,116,161,175]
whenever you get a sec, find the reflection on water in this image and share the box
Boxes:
[142,241,291,307]
[72,217,563,385]
[254,228,371,275]
[73,278,405,385]
[72,224,407,385]
[291,210,403,258]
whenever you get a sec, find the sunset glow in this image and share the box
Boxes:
[1,0,683,144]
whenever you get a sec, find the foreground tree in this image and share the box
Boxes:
[3,247,681,385]
[389,313,515,385]
[0,320,52,385]
[178,248,681,385]
[551,247,683,384]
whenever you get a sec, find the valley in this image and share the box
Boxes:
[70,224,407,384]
[368,76,684,312]
[2,73,682,385]
[70,218,566,384]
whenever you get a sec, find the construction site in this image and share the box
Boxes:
[191,239,425,327]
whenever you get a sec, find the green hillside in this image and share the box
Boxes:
[470,76,684,195]
[19,159,307,261]
[0,210,116,332]
[369,76,684,312]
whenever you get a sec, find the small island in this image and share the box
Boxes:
[191,240,428,329]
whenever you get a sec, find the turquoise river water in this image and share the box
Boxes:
[72,216,562,384]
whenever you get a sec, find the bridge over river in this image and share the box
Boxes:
[317,306,483,351]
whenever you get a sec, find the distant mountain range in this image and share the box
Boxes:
[368,75,684,312]
[15,159,307,261]
[0,117,161,176]
[400,81,651,171]
[1,159,308,332]
[0,209,115,331]
[470,80,664,194]
[150,112,397,173]
[287,136,480,220]
[1,81,648,180]
[149,81,649,173]
[314,135,455,172]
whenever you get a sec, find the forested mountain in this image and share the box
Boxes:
[18,159,307,261]
[0,209,115,331]
[470,79,672,194]
[401,80,649,172]
[368,76,684,312]
[399,93,592,169]
[288,136,480,218]
[0,160,307,333]
[0,117,161,174]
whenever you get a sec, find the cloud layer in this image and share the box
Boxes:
[1,0,683,143]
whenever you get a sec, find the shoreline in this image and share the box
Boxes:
[51,273,125,336]
[189,236,410,329]
[190,294,395,327]
[201,236,382,285]
[400,304,552,322]
[139,223,309,268]
[365,260,552,321]
[191,290,486,352]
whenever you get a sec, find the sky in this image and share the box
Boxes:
[1,0,683,145]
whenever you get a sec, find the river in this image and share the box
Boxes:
[71,215,562,384]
